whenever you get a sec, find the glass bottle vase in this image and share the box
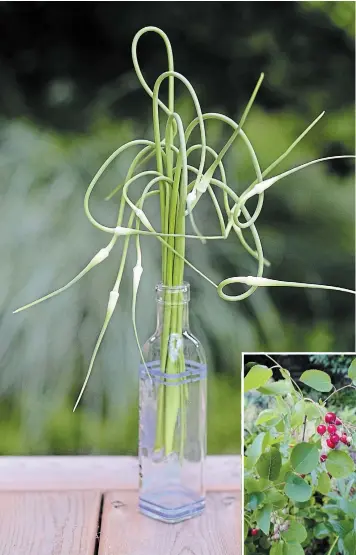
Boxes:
[138,282,207,523]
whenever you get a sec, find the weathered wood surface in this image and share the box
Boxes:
[0,455,240,491]
[0,491,101,555]
[0,456,241,555]
[99,491,241,555]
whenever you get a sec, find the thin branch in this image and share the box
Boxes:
[323,383,356,405]
[302,416,307,441]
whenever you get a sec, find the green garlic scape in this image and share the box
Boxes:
[14,27,355,426]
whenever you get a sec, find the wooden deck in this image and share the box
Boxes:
[0,456,241,555]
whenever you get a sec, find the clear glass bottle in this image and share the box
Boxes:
[138,282,207,523]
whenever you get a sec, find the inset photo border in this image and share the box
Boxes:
[242,352,356,555]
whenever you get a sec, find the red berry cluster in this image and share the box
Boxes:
[317,412,352,456]
[251,528,258,536]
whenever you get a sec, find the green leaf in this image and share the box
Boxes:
[290,442,319,474]
[291,400,306,427]
[316,471,331,495]
[329,520,353,538]
[256,447,282,481]
[314,437,322,450]
[283,543,304,555]
[256,503,272,535]
[280,368,291,379]
[313,522,330,539]
[326,450,355,478]
[275,419,287,433]
[244,455,254,471]
[247,492,265,510]
[245,361,258,372]
[258,380,293,395]
[262,431,275,450]
[305,402,324,420]
[276,395,291,415]
[256,409,281,426]
[300,369,333,392]
[282,521,307,543]
[264,489,286,508]
[244,521,248,541]
[259,536,272,549]
[244,365,273,392]
[277,461,292,482]
[284,472,312,502]
[245,433,265,463]
[271,543,284,555]
[348,358,356,385]
[344,530,356,555]
[245,477,269,493]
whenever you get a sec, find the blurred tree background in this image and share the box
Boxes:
[0,1,354,455]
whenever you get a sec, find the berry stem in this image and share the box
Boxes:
[323,384,356,405]
[327,536,339,555]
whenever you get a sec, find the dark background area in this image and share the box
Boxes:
[0,1,354,455]
[0,2,355,135]
[244,353,355,384]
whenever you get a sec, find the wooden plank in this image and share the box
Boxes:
[99,490,241,555]
[0,456,241,491]
[0,491,100,555]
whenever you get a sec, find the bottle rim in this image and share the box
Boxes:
[155,281,190,303]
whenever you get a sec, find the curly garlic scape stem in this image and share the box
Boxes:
[13,26,355,411]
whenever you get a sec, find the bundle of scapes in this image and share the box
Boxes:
[14,27,355,523]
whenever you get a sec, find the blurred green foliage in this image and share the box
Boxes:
[0,374,239,455]
[0,2,354,455]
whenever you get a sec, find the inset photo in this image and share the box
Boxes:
[243,353,356,555]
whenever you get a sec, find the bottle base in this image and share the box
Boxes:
[139,496,205,523]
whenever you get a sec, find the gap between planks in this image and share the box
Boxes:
[0,456,241,492]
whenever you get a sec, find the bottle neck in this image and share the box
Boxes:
[155,282,190,334]
[156,300,190,333]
